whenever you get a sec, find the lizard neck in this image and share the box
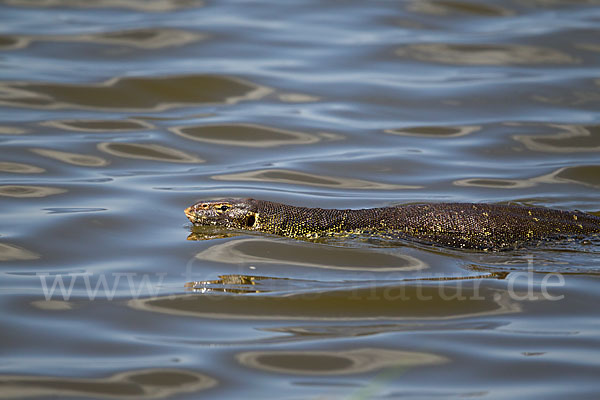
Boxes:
[251,200,390,237]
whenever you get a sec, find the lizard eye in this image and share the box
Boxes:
[219,205,229,211]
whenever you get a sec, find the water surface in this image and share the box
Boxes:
[1,0,600,398]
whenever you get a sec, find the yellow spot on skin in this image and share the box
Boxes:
[528,210,532,216]
[573,215,578,220]
[533,217,539,222]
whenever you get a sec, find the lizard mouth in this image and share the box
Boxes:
[184,206,196,222]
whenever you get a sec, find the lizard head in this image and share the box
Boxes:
[184,198,258,229]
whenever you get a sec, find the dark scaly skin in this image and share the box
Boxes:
[184,198,600,250]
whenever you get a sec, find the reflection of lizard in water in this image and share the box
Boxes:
[185,198,600,251]
[185,272,509,294]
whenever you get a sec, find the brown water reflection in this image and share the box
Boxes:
[0,126,27,135]
[0,35,28,50]
[97,142,203,163]
[31,148,109,167]
[408,0,513,16]
[0,242,39,261]
[0,161,44,173]
[236,348,447,376]
[0,369,217,399]
[554,166,600,188]
[2,0,203,12]
[191,237,427,272]
[0,75,271,111]
[513,124,600,153]
[43,119,153,132]
[65,28,203,49]
[454,165,600,189]
[30,299,74,311]
[396,43,577,65]
[0,28,204,51]
[130,280,521,320]
[171,123,322,147]
[0,185,66,198]
[213,169,421,190]
[277,93,320,103]
[384,125,479,138]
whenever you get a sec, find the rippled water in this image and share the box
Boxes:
[2,0,600,398]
